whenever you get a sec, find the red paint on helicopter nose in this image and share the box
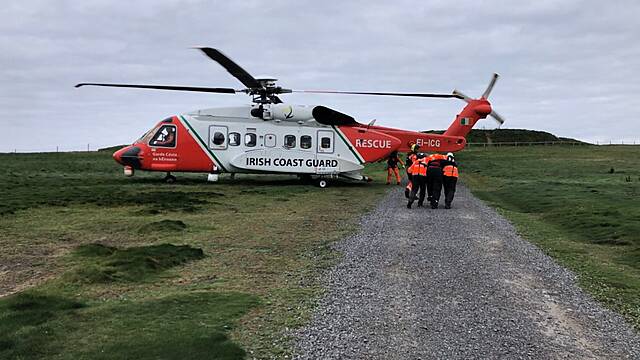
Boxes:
[112,145,142,169]
[113,147,126,164]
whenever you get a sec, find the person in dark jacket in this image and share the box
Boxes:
[426,153,447,209]
[385,151,404,185]
[442,152,459,209]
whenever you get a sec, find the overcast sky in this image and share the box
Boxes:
[2,0,640,152]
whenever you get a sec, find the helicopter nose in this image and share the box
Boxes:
[113,146,142,168]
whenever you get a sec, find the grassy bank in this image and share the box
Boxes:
[0,150,390,359]
[457,145,640,328]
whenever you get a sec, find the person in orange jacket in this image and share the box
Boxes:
[407,153,428,209]
[404,144,420,198]
[426,153,447,209]
[385,151,404,185]
[442,152,459,209]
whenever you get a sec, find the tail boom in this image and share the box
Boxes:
[363,125,467,153]
[443,99,492,138]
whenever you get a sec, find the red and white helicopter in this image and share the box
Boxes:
[76,47,505,187]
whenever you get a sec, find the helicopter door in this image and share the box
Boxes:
[209,125,228,150]
[317,130,334,154]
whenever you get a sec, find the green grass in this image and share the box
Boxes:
[0,150,390,359]
[457,145,640,328]
[68,243,205,283]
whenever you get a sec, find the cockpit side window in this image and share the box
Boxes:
[149,125,177,148]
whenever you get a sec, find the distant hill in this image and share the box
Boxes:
[425,129,587,144]
[98,145,128,152]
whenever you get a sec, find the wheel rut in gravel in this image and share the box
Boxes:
[294,185,640,359]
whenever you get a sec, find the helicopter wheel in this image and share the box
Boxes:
[164,173,177,184]
[317,179,329,188]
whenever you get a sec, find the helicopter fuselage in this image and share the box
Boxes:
[112,103,482,181]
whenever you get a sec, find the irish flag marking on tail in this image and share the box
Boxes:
[460,117,471,126]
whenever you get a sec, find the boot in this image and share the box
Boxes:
[407,202,412,209]
[431,201,438,209]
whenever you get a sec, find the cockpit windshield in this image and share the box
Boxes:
[134,118,176,145]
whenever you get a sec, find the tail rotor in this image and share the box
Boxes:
[453,73,505,126]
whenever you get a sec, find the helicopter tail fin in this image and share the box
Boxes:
[443,73,505,138]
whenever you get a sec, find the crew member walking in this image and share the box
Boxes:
[442,152,459,209]
[385,151,404,185]
[407,153,427,209]
[426,153,447,209]
[405,144,420,198]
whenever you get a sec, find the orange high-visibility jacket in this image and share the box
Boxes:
[443,165,459,177]
[427,153,447,163]
[409,159,427,176]
[406,153,418,174]
[426,153,447,175]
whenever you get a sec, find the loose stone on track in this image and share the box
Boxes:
[294,185,640,359]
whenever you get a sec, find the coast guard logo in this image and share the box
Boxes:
[284,106,293,119]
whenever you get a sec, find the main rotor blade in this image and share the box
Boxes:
[194,47,261,89]
[74,83,239,94]
[490,110,506,125]
[481,73,499,99]
[452,89,473,103]
[293,90,462,99]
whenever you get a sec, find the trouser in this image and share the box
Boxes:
[404,180,412,198]
[426,168,443,205]
[443,176,458,206]
[408,175,426,206]
[387,167,401,184]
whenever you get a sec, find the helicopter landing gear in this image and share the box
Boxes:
[163,172,177,183]
[316,178,329,188]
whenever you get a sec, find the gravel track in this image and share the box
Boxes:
[294,185,640,359]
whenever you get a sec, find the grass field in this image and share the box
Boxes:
[457,145,640,329]
[0,150,390,359]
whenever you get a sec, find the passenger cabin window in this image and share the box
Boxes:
[284,135,296,149]
[212,132,225,146]
[245,133,257,147]
[149,125,177,148]
[265,134,276,147]
[321,137,331,149]
[301,135,312,149]
[228,132,240,146]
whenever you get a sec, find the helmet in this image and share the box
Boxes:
[411,144,420,152]
[446,152,454,159]
[416,152,426,159]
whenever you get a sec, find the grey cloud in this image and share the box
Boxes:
[2,0,640,151]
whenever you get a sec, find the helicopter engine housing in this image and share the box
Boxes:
[258,104,315,122]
